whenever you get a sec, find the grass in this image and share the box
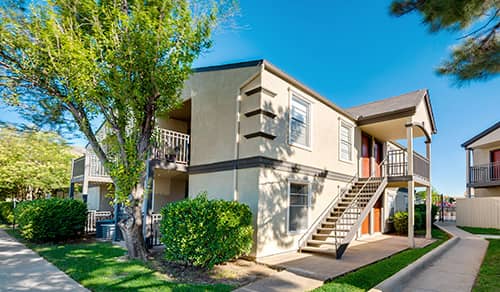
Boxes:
[313,228,449,292]
[459,226,500,236]
[3,229,233,292]
[473,239,500,292]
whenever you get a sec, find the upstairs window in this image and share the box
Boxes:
[289,95,311,148]
[288,182,309,233]
[340,121,353,162]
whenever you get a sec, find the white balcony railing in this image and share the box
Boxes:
[152,129,190,165]
[71,128,190,181]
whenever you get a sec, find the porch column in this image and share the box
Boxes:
[425,141,432,239]
[82,153,90,201]
[466,149,472,198]
[406,125,415,248]
[69,182,75,199]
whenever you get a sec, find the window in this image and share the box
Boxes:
[289,95,311,148]
[288,182,309,233]
[339,121,353,162]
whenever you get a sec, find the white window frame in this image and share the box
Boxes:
[339,119,354,163]
[287,179,311,234]
[288,91,312,151]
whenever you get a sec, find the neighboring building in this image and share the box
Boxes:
[462,121,500,197]
[70,60,436,259]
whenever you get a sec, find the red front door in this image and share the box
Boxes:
[492,149,500,180]
[374,141,383,177]
[361,134,371,178]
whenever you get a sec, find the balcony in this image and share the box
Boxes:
[385,149,430,186]
[71,128,190,184]
[468,162,500,188]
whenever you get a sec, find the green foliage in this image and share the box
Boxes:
[393,204,438,234]
[14,198,87,242]
[393,211,408,235]
[160,193,253,269]
[474,239,500,292]
[390,0,499,83]
[0,126,76,200]
[0,201,14,223]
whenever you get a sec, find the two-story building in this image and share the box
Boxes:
[70,60,437,259]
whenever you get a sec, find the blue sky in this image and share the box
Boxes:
[1,1,499,196]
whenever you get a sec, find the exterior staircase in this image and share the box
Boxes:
[299,176,388,259]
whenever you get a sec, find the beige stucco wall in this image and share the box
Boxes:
[256,167,348,258]
[457,197,500,228]
[472,145,500,166]
[157,117,188,134]
[152,175,187,213]
[182,66,261,166]
[238,69,359,177]
[474,186,500,197]
[412,98,434,137]
[188,170,235,201]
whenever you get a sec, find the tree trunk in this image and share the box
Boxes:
[117,185,148,260]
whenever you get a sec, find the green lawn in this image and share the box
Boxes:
[473,239,500,292]
[459,226,500,236]
[313,228,449,292]
[4,229,232,292]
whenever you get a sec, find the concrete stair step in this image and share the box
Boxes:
[301,246,337,256]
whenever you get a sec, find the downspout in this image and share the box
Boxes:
[233,64,265,201]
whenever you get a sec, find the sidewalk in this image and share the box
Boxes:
[401,222,489,292]
[0,228,88,291]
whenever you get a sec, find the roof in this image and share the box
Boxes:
[193,59,264,73]
[461,121,500,148]
[346,89,437,134]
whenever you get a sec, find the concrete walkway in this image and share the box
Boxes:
[401,222,489,292]
[0,229,88,291]
[235,234,434,292]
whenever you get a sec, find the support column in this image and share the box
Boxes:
[425,141,432,239]
[82,153,90,202]
[407,125,415,248]
[69,182,75,199]
[466,149,472,198]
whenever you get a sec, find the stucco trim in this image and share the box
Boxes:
[244,109,277,119]
[188,156,354,182]
[462,121,500,148]
[244,86,277,97]
[244,131,277,140]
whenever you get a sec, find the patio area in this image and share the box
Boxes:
[257,234,434,281]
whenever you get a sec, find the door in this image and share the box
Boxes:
[373,197,382,233]
[361,215,370,235]
[361,134,371,178]
[374,141,383,177]
[491,149,500,180]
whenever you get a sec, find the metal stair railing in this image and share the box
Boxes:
[333,158,388,259]
[298,172,358,251]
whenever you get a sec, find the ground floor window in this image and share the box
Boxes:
[288,182,310,233]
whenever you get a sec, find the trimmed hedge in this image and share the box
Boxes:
[0,201,14,224]
[14,198,87,242]
[393,204,439,234]
[160,193,253,269]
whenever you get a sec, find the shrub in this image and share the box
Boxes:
[160,193,253,269]
[415,204,439,224]
[393,211,408,234]
[14,198,87,242]
[0,201,14,224]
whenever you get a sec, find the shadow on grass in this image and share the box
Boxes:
[313,228,448,292]
[4,228,232,292]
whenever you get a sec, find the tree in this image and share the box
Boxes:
[0,126,76,200]
[0,0,232,259]
[390,0,499,84]
[416,188,440,204]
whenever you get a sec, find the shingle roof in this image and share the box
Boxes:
[346,89,427,119]
[461,121,500,148]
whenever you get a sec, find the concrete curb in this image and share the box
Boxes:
[369,225,459,292]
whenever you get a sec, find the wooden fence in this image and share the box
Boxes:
[456,197,500,229]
